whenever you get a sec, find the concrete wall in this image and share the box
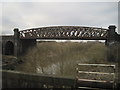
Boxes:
[2,70,116,89]
[2,70,75,88]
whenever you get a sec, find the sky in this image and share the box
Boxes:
[0,0,119,35]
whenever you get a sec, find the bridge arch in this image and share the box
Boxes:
[5,41,14,55]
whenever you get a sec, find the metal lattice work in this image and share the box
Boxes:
[19,26,108,40]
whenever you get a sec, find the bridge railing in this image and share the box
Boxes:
[76,63,116,89]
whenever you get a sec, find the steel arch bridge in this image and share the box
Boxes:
[1,25,120,59]
[19,26,108,40]
[1,25,120,89]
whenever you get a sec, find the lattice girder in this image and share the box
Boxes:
[19,26,108,40]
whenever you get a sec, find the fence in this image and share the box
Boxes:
[76,63,116,89]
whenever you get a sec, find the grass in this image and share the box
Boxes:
[15,41,117,80]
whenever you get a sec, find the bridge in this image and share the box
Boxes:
[19,26,108,40]
[1,25,120,89]
[1,25,120,58]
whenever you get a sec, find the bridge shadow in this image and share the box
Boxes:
[5,41,14,55]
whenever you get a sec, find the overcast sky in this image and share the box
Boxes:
[1,1,119,35]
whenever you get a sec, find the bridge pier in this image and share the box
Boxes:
[118,44,120,89]
[13,28,37,57]
[13,28,20,57]
[106,25,117,62]
[105,25,120,88]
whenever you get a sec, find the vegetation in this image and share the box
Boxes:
[16,41,116,80]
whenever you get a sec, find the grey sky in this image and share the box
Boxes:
[1,2,118,35]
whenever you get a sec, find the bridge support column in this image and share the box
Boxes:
[117,44,120,89]
[114,43,120,89]
[106,25,120,88]
[106,25,117,61]
[13,28,20,57]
